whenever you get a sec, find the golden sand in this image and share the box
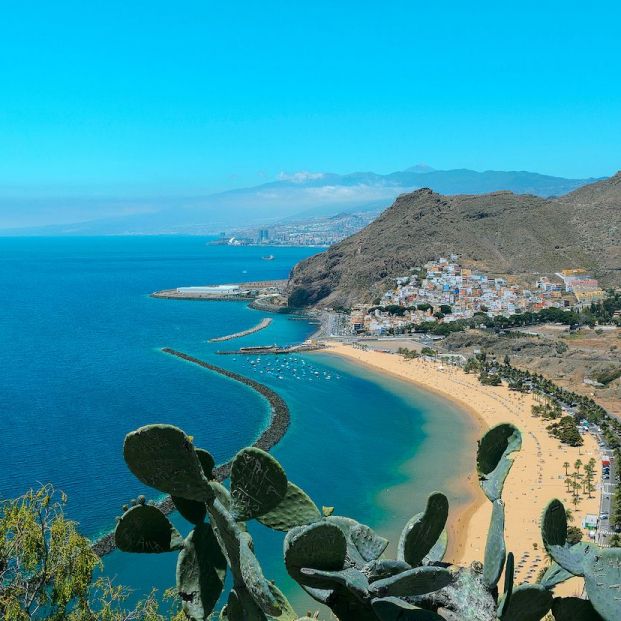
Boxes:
[324,342,601,595]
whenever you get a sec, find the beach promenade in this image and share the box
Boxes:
[323,342,601,595]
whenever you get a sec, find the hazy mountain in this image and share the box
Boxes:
[286,173,621,308]
[0,168,599,235]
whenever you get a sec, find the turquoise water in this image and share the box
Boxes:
[0,236,475,612]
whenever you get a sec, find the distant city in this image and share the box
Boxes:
[209,211,377,247]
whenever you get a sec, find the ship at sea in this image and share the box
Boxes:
[262,254,275,260]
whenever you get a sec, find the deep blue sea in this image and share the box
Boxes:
[0,236,475,612]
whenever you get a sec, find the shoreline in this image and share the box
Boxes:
[319,345,486,563]
[320,342,601,593]
[91,348,290,557]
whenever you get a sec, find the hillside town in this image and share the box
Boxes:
[347,256,605,336]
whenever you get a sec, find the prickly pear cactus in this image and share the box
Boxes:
[541,498,621,621]
[476,423,521,502]
[117,424,316,620]
[115,419,613,621]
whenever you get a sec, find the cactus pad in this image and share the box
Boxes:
[299,566,370,598]
[176,523,227,620]
[123,424,213,501]
[483,499,506,588]
[230,447,288,521]
[257,482,321,531]
[365,559,411,583]
[541,499,567,547]
[172,496,207,525]
[371,597,445,620]
[115,504,184,553]
[582,547,621,621]
[209,480,232,508]
[397,492,449,567]
[476,423,521,502]
[350,522,389,563]
[239,531,283,616]
[284,522,347,585]
[422,529,448,565]
[369,566,453,598]
[538,562,573,589]
[498,583,552,621]
[265,582,298,621]
[195,447,216,480]
[551,597,603,620]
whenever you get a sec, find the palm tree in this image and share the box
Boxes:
[574,458,583,474]
[563,461,570,476]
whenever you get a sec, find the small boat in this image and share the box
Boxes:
[262,255,275,261]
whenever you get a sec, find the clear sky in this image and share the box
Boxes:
[1,0,620,198]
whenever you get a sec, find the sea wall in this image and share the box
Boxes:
[91,348,290,557]
[209,317,272,342]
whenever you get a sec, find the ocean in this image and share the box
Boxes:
[0,236,475,611]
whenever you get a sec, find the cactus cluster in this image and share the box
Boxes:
[115,422,618,620]
[541,498,618,620]
[116,424,311,620]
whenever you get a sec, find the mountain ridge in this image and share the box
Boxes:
[0,168,601,235]
[286,173,621,308]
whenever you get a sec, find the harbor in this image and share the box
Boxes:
[151,279,287,302]
[216,342,324,355]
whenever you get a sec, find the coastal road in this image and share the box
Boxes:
[594,431,618,546]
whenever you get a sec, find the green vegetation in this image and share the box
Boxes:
[420,346,437,356]
[465,354,621,449]
[374,291,621,338]
[531,399,562,420]
[112,422,620,620]
[3,419,620,620]
[396,347,419,359]
[591,366,621,386]
[0,485,179,621]
[554,341,568,354]
[478,370,502,386]
[546,416,583,447]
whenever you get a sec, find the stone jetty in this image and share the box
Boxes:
[91,348,290,557]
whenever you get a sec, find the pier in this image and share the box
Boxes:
[216,342,325,355]
[209,317,272,342]
[91,348,290,557]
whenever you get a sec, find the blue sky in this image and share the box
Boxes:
[1,0,620,200]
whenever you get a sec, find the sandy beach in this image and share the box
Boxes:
[323,342,601,595]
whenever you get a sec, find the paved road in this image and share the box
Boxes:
[592,428,619,546]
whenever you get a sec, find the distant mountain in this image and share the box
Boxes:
[286,173,621,308]
[0,168,600,235]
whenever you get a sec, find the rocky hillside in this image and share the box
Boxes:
[556,171,621,277]
[286,173,621,308]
